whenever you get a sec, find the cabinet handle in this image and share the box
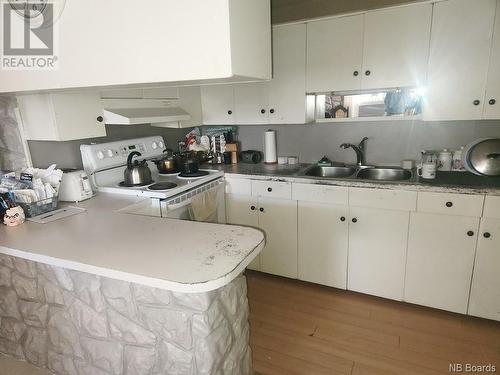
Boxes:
[261,109,266,114]
[96,116,104,123]
[365,70,371,76]
[483,232,491,238]
[353,71,359,76]
[467,231,474,237]
[340,216,346,222]
[259,207,264,212]
[270,108,275,114]
[473,100,480,106]
[352,218,357,223]
[267,187,272,192]
[250,205,256,211]
[489,99,496,105]
[227,110,232,115]
[445,201,453,208]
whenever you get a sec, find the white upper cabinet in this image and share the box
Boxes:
[17,91,106,141]
[483,0,500,119]
[234,82,270,124]
[0,0,271,93]
[361,4,432,90]
[306,15,364,92]
[200,85,235,125]
[306,3,432,92]
[424,0,497,121]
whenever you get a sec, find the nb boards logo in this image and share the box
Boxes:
[1,0,58,70]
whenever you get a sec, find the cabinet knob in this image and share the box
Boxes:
[227,110,232,115]
[353,71,359,76]
[352,218,357,223]
[467,230,474,237]
[489,99,496,105]
[365,70,371,76]
[267,187,272,192]
[340,216,346,222]
[261,109,266,114]
[250,205,256,211]
[483,232,491,238]
[96,116,104,123]
[445,201,453,208]
[259,207,264,212]
[473,100,480,106]
[270,108,275,114]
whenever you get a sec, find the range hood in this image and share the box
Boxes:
[103,106,190,125]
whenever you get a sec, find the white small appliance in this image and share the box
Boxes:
[58,169,93,202]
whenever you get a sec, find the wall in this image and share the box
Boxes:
[235,120,500,166]
[271,0,428,23]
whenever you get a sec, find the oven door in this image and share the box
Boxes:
[160,179,226,223]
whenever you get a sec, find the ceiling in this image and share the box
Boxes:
[271,0,427,23]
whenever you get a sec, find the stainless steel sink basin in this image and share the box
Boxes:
[303,165,357,178]
[356,167,412,181]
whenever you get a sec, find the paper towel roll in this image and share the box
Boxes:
[264,130,277,164]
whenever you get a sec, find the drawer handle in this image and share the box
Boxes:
[340,216,346,222]
[250,205,256,211]
[270,108,275,114]
[489,99,496,105]
[353,70,359,76]
[483,232,491,238]
[352,218,357,223]
[445,201,453,208]
[267,187,272,192]
[365,70,371,76]
[473,100,480,106]
[261,109,266,114]
[96,116,104,123]
[259,207,264,212]
[227,110,233,115]
[467,231,474,237]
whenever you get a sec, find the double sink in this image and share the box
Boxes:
[301,165,413,182]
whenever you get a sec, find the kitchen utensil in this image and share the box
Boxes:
[177,157,199,175]
[464,138,500,176]
[59,169,93,202]
[240,150,262,164]
[152,149,178,174]
[437,149,453,171]
[124,151,152,186]
[264,130,277,164]
[417,162,437,179]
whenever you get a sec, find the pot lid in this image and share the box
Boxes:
[468,138,500,176]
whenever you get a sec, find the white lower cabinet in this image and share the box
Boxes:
[298,201,349,289]
[468,218,500,320]
[348,207,409,301]
[405,212,480,314]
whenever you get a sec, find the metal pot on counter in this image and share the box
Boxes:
[123,151,152,186]
[464,138,500,176]
[152,149,178,174]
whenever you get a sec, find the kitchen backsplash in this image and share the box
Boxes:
[28,119,500,169]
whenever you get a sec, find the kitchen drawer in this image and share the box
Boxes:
[349,187,417,211]
[417,192,484,217]
[251,180,292,199]
[225,178,251,195]
[483,196,500,219]
[292,183,348,205]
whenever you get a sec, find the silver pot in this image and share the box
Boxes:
[124,151,152,186]
[464,138,500,176]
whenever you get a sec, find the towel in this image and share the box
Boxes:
[189,188,218,223]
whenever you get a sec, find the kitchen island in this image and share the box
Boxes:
[0,193,265,375]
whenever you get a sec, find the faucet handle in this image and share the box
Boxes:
[358,137,368,149]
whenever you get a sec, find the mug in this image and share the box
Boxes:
[417,162,436,179]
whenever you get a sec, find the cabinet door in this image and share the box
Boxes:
[348,207,409,301]
[298,201,348,289]
[269,24,311,124]
[258,197,298,278]
[200,85,235,125]
[306,15,364,92]
[405,212,480,314]
[424,0,496,121]
[469,218,500,321]
[225,193,260,270]
[234,82,269,124]
[483,0,500,119]
[362,4,432,90]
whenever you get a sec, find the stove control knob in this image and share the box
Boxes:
[97,151,104,160]
[106,149,114,158]
[158,141,164,148]
[151,142,158,149]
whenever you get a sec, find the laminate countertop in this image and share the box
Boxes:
[0,193,265,293]
[205,163,500,195]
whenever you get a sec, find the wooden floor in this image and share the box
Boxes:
[247,271,500,375]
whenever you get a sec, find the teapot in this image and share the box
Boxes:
[124,151,152,186]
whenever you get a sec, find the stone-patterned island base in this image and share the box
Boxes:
[0,254,252,375]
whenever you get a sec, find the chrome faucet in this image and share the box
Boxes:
[340,137,368,166]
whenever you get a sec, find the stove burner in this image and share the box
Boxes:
[119,181,154,187]
[158,171,180,176]
[178,171,210,179]
[147,182,178,191]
